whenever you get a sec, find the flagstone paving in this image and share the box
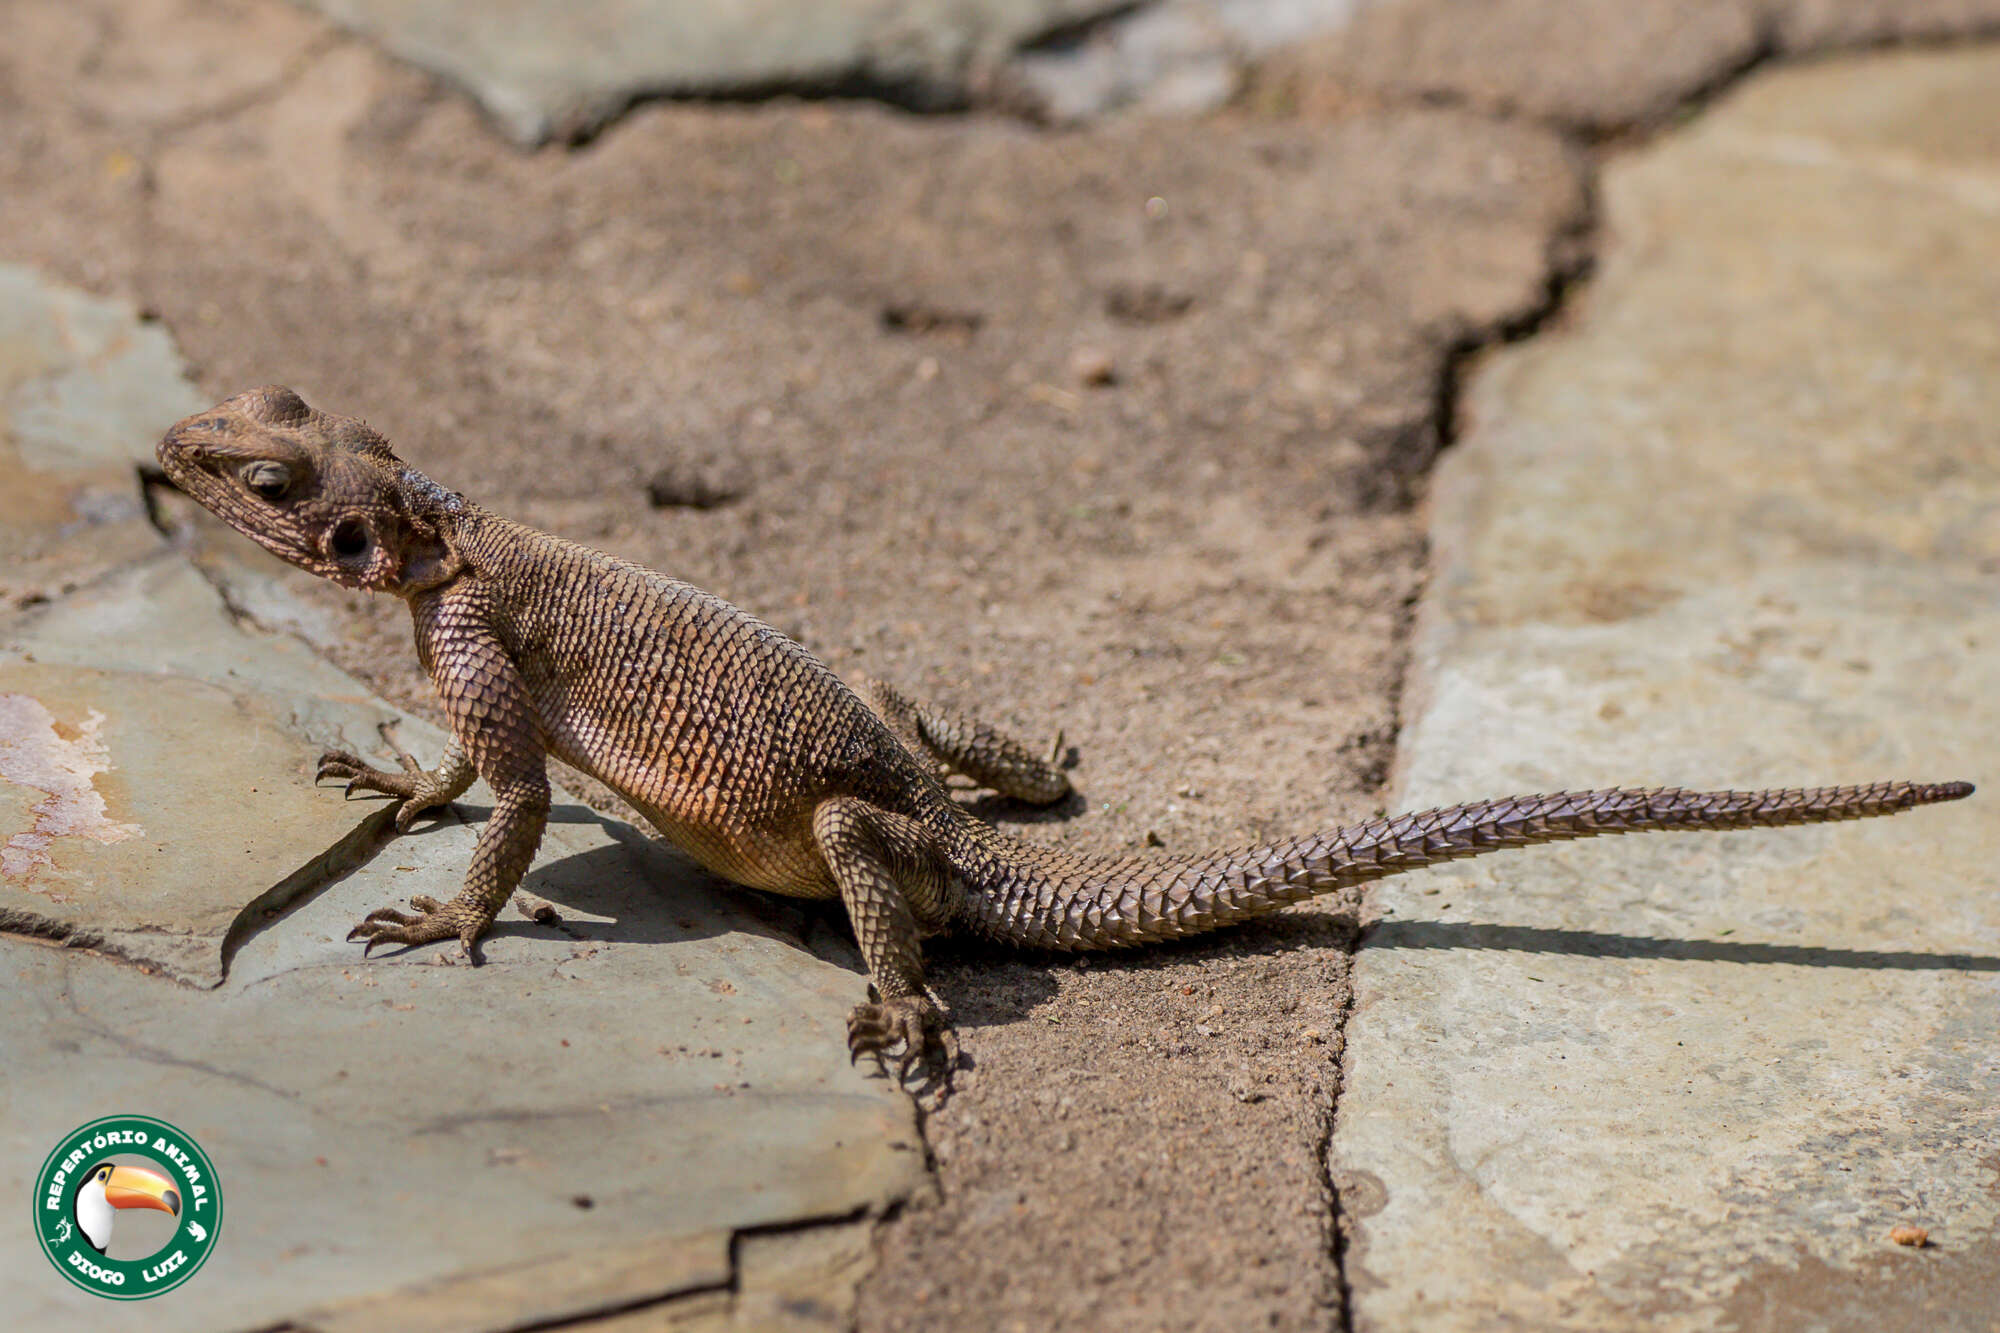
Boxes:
[1330,46,2000,1331]
[0,266,925,1332]
[9,6,2000,1328]
[294,0,1136,143]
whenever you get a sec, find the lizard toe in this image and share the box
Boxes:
[351,906,419,932]
[318,749,424,803]
[347,897,462,956]
[847,996,953,1088]
[315,749,369,784]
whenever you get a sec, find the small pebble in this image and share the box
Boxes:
[646,459,744,509]
[1069,346,1116,387]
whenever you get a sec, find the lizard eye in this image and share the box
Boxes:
[242,461,292,501]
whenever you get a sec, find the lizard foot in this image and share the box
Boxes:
[847,994,958,1087]
[317,749,450,832]
[346,894,485,961]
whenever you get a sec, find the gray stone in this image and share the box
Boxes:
[0,267,924,1329]
[1,555,413,986]
[3,827,923,1331]
[1006,0,1376,123]
[0,263,203,611]
[1333,47,2000,1329]
[293,0,1134,143]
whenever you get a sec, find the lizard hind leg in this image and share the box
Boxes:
[812,796,959,1086]
[859,676,1070,805]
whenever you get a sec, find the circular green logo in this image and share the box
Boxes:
[33,1115,222,1299]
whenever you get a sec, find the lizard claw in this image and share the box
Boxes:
[347,894,465,957]
[846,995,956,1090]
[316,749,449,831]
[316,749,373,786]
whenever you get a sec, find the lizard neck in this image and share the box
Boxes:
[382,463,490,599]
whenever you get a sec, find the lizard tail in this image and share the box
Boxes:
[947,780,1974,951]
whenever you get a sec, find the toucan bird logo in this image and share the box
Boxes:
[73,1161,181,1254]
[34,1115,222,1299]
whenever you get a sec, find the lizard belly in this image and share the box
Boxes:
[543,714,836,899]
[633,799,839,900]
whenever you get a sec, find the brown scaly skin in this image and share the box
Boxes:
[157,388,1976,1080]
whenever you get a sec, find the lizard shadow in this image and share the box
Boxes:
[955,786,1090,827]
[438,802,866,967]
[1367,920,2000,971]
[921,904,2000,1036]
[409,805,2000,1040]
[922,910,1361,1038]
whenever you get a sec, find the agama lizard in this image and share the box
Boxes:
[157,388,1974,1077]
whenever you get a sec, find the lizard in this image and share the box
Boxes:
[155,387,1975,1078]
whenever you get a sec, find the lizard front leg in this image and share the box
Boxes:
[348,597,550,961]
[317,736,474,832]
[812,797,958,1083]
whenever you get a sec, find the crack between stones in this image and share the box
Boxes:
[1314,22,2000,1329]
[53,950,305,1101]
[460,6,2000,149]
[266,1208,881,1333]
[522,1213,880,1333]
[149,29,349,144]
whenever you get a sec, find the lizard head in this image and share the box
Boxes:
[158,386,465,596]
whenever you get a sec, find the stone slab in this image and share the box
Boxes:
[1331,47,2000,1330]
[3,816,923,1332]
[0,266,925,1329]
[293,0,1133,143]
[1,555,413,986]
[0,263,202,612]
[1005,0,1376,123]
[3,559,927,1326]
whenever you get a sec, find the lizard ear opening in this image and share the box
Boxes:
[397,516,465,594]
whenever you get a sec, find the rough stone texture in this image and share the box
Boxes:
[0,264,391,986]
[0,5,1595,1321]
[293,0,1133,142]
[4,837,924,1332]
[1778,0,2000,48]
[1,555,426,985]
[1264,0,1767,131]
[0,270,924,1331]
[0,265,202,609]
[1004,0,1381,123]
[1331,47,2000,1330]
[1264,0,2000,133]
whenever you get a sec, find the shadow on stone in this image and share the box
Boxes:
[926,908,1356,1035]
[1370,920,2000,972]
